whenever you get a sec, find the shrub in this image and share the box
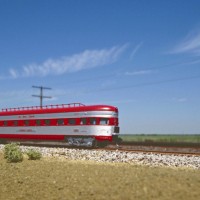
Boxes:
[4,143,23,163]
[26,149,42,160]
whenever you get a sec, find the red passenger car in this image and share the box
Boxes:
[0,103,119,147]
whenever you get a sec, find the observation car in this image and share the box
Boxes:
[0,103,119,147]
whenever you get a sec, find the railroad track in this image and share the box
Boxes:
[2,140,199,156]
[102,145,200,156]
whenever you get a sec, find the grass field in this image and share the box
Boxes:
[0,153,200,200]
[119,134,200,144]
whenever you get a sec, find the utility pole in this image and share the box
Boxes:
[32,86,52,107]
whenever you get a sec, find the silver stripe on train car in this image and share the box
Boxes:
[0,111,118,120]
[0,125,119,136]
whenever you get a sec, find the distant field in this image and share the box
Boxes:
[119,134,200,144]
[0,153,200,200]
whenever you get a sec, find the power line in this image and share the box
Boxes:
[68,58,200,84]
[85,74,200,93]
[32,86,52,107]
[54,74,200,98]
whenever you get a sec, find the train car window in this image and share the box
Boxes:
[68,118,76,125]
[80,118,87,125]
[45,119,50,125]
[24,120,29,126]
[3,121,8,126]
[36,120,41,126]
[90,118,96,125]
[100,118,109,125]
[13,121,18,126]
[57,119,64,125]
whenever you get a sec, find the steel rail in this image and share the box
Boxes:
[1,141,199,156]
[101,146,200,156]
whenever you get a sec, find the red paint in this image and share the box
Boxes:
[0,104,119,143]
[0,104,118,116]
[0,134,65,140]
[0,117,118,127]
[0,134,113,142]
[95,135,113,142]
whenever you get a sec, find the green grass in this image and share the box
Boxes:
[4,143,23,163]
[119,134,200,143]
[0,153,200,200]
[26,149,42,160]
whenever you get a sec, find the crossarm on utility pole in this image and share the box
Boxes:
[32,86,52,107]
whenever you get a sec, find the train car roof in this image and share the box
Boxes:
[0,103,118,116]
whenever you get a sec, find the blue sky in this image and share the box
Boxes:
[0,0,200,134]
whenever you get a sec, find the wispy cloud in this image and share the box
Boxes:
[0,90,32,108]
[0,88,80,108]
[9,69,18,78]
[172,97,188,103]
[171,30,200,55]
[8,44,128,78]
[85,99,135,105]
[129,42,143,60]
[0,74,11,80]
[177,98,187,102]
[125,70,152,76]
[0,76,5,80]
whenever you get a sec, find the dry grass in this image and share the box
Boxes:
[0,153,200,200]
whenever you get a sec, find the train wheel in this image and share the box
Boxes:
[92,139,98,148]
[97,141,108,148]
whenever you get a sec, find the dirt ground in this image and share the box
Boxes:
[0,153,200,200]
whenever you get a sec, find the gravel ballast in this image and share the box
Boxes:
[0,144,199,169]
